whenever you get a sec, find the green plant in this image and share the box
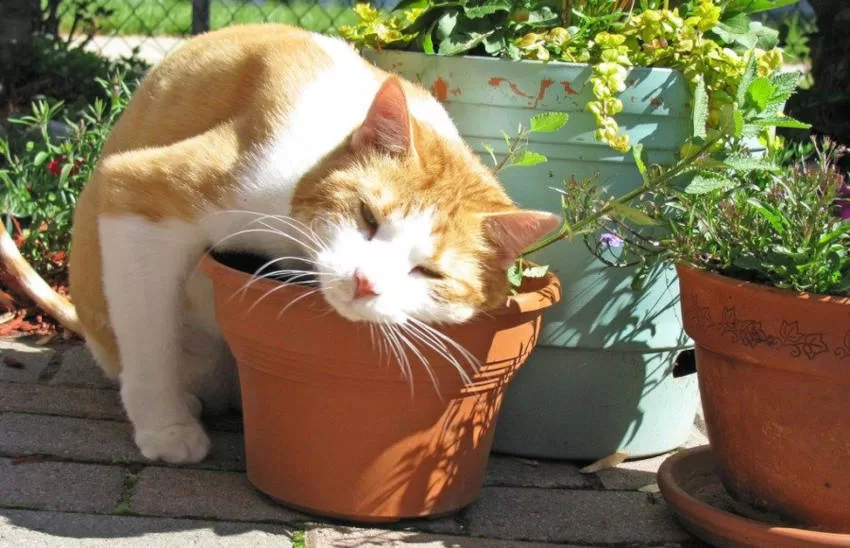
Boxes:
[339,0,793,153]
[503,56,842,296]
[558,67,849,297]
[0,74,134,277]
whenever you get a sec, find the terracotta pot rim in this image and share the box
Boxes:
[658,445,850,545]
[200,252,562,316]
[675,263,850,305]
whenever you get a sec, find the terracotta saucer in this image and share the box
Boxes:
[657,445,850,547]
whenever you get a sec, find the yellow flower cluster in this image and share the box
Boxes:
[512,0,784,153]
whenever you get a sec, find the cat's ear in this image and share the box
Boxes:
[351,77,412,156]
[482,210,561,270]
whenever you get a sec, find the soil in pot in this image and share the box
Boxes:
[677,264,850,533]
[201,251,561,523]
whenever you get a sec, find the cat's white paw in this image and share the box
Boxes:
[135,422,211,464]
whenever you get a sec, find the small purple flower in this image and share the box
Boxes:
[600,232,624,248]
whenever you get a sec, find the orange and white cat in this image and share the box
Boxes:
[2,23,559,464]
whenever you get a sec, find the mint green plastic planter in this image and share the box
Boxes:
[364,50,699,460]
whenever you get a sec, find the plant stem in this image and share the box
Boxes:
[521,136,721,257]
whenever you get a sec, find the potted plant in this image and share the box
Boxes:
[511,59,845,540]
[200,248,562,522]
[338,0,797,460]
[652,139,850,542]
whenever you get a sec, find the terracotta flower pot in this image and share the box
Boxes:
[200,252,561,522]
[677,264,850,532]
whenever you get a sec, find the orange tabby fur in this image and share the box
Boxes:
[0,23,560,463]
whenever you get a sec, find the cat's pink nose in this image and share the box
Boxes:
[353,269,378,299]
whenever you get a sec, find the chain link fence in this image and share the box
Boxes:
[51,0,394,65]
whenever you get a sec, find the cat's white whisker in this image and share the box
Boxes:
[211,227,321,256]
[398,323,441,397]
[235,256,322,297]
[402,321,462,387]
[232,270,319,303]
[406,318,478,385]
[205,210,327,251]
[275,287,324,319]
[383,324,411,388]
[256,216,327,251]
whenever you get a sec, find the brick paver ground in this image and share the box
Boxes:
[0,336,707,546]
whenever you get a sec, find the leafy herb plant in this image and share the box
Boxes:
[505,54,850,297]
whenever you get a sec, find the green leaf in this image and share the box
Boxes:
[746,77,776,111]
[500,130,512,149]
[736,54,759,106]
[692,78,708,140]
[610,203,659,226]
[482,142,497,166]
[529,112,568,133]
[748,116,811,130]
[511,151,547,167]
[524,6,559,26]
[722,155,780,172]
[392,0,433,12]
[32,151,49,167]
[507,262,523,287]
[420,18,437,55]
[684,173,736,194]
[746,197,786,234]
[771,71,804,98]
[724,0,798,16]
[463,0,511,19]
[522,264,549,278]
[482,31,506,55]
[632,143,649,186]
[734,109,745,137]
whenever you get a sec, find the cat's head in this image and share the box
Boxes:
[291,76,559,324]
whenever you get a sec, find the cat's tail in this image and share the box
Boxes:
[0,222,83,335]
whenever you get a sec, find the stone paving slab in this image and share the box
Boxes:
[0,383,125,420]
[0,413,245,470]
[0,340,55,383]
[306,526,573,547]
[465,487,692,545]
[484,455,592,489]
[131,467,307,524]
[0,458,125,514]
[597,430,709,491]
[0,508,294,547]
[49,345,118,389]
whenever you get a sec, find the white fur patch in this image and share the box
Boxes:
[314,208,473,324]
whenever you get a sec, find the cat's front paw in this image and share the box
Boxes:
[135,422,211,464]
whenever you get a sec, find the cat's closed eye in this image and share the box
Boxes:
[411,265,444,279]
[360,201,379,238]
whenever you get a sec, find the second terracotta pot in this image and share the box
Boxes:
[201,253,561,522]
[677,264,850,532]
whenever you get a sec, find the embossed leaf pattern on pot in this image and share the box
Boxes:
[719,307,776,348]
[778,321,829,360]
[833,329,850,360]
